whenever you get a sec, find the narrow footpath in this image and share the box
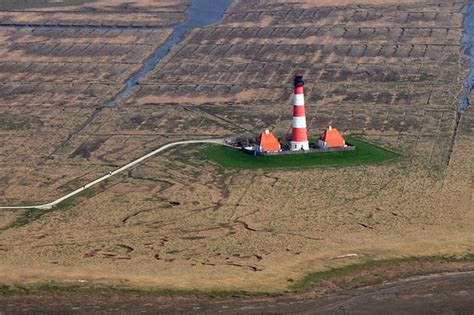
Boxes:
[0,139,226,210]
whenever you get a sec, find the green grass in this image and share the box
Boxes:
[0,282,279,300]
[445,53,460,63]
[54,185,101,211]
[201,138,399,169]
[0,115,43,131]
[289,254,474,294]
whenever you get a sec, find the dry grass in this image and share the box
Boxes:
[0,136,472,291]
[265,0,446,8]
[0,0,190,26]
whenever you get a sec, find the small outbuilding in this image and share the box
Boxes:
[255,129,281,153]
[319,125,346,148]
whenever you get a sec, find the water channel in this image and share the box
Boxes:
[460,2,474,112]
[106,0,233,107]
[42,0,233,149]
[447,1,474,164]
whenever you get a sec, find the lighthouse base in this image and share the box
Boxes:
[290,141,309,151]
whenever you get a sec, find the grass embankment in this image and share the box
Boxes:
[1,254,472,299]
[201,138,399,169]
[290,254,474,294]
[0,282,278,300]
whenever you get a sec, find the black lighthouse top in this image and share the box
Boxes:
[293,71,304,87]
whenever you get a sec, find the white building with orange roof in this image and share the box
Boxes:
[254,129,281,153]
[319,125,346,148]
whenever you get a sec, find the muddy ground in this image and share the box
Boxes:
[0,0,472,295]
[1,271,473,314]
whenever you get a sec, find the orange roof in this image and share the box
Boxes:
[320,126,345,147]
[259,130,281,152]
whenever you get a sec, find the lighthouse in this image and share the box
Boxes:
[290,72,310,151]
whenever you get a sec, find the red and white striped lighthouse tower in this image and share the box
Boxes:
[290,72,310,151]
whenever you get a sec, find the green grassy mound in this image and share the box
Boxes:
[200,138,399,169]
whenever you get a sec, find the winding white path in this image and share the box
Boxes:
[0,139,226,210]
